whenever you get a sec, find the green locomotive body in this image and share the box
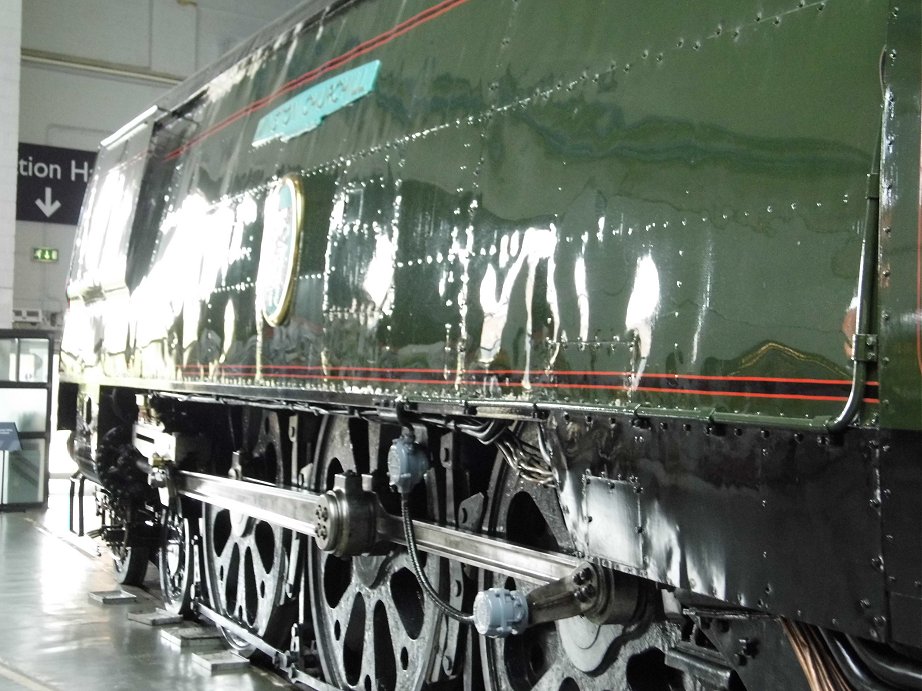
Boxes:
[58,1,922,688]
[63,0,901,424]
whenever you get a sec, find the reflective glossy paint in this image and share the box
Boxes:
[62,0,901,432]
[57,0,922,673]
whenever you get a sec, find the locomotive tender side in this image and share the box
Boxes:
[58,0,922,688]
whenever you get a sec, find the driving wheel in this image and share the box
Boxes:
[307,416,462,690]
[159,498,194,614]
[479,428,684,690]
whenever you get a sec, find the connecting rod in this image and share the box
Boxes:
[175,470,579,586]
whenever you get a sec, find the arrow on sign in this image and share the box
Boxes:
[35,187,61,218]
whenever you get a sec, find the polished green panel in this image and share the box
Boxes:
[62,0,909,428]
[878,1,922,430]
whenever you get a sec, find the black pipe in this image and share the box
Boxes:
[819,630,898,691]
[826,140,881,433]
[847,636,922,691]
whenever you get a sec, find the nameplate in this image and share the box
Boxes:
[253,61,381,147]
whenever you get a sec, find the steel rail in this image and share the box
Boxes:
[175,470,579,584]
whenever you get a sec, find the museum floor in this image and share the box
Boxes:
[0,481,295,690]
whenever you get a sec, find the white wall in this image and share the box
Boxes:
[23,0,303,78]
[14,0,303,327]
[0,1,22,329]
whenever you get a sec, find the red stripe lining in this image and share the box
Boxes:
[165,0,472,161]
[174,367,879,404]
[177,363,875,387]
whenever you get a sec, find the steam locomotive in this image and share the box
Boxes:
[57,0,922,688]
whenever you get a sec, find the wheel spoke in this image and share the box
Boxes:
[347,417,370,475]
[531,660,567,691]
[382,595,416,684]
[360,611,378,690]
[330,583,356,626]
[325,418,357,477]
[210,511,235,571]
[236,545,249,622]
[367,422,383,473]
[342,591,368,686]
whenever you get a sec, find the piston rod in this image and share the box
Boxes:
[175,470,578,584]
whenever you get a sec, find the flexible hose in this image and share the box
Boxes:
[400,497,473,626]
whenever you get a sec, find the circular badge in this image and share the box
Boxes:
[256,175,303,326]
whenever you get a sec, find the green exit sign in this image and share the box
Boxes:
[32,247,59,263]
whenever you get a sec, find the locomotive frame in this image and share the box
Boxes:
[57,0,922,689]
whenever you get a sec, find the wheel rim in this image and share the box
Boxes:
[112,539,131,574]
[479,433,678,690]
[202,504,289,652]
[107,502,149,586]
[159,501,193,614]
[111,542,147,585]
[200,410,294,653]
[307,416,453,690]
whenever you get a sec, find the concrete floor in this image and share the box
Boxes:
[0,482,297,690]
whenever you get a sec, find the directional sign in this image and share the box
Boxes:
[16,143,97,226]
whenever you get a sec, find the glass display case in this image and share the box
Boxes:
[0,331,53,509]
